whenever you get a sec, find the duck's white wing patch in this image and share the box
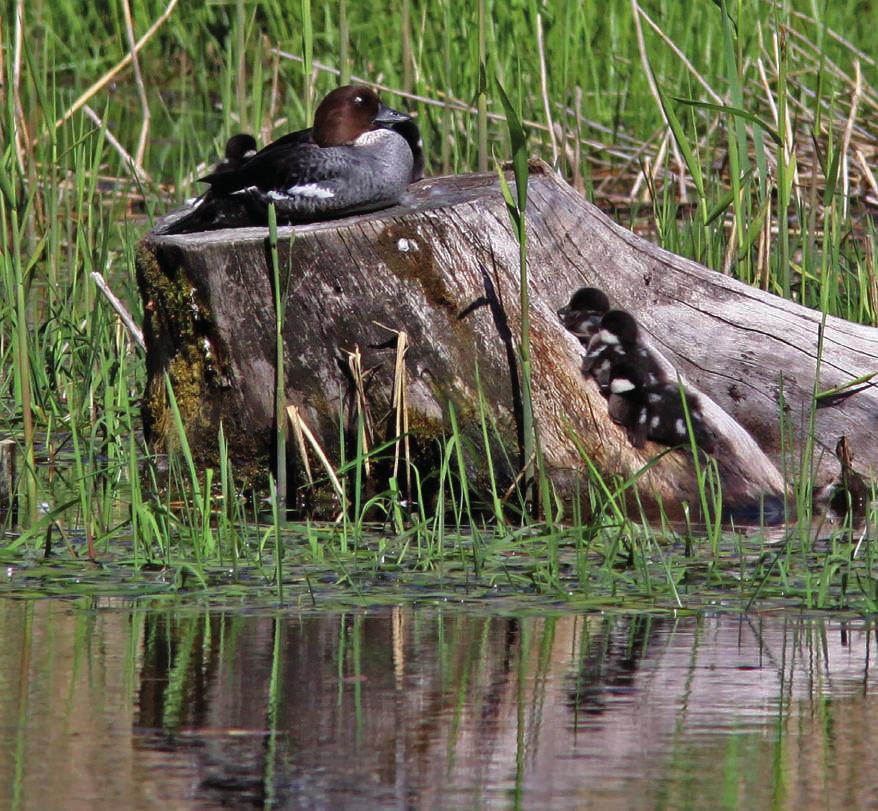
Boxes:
[281,183,335,199]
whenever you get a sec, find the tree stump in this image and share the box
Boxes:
[137,162,878,520]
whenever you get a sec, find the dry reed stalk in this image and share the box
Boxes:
[121,0,151,172]
[778,2,875,68]
[866,238,878,326]
[286,404,314,487]
[637,3,724,105]
[572,86,584,193]
[536,13,558,167]
[11,0,28,174]
[272,46,620,149]
[856,150,878,200]
[502,451,537,503]
[630,129,669,202]
[54,0,179,130]
[840,61,862,220]
[630,0,688,202]
[265,37,282,146]
[90,271,146,350]
[759,202,772,291]
[345,346,372,478]
[391,330,411,497]
[392,606,405,685]
[771,30,802,206]
[721,218,737,276]
[286,405,347,509]
[82,106,152,185]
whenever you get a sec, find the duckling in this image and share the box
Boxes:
[582,310,664,394]
[606,362,650,447]
[608,363,716,453]
[213,133,258,174]
[557,287,610,344]
[827,436,868,520]
[644,383,717,454]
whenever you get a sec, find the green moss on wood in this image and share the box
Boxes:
[136,242,221,456]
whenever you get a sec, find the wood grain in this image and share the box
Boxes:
[139,163,877,517]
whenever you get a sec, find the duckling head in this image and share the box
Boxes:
[598,310,640,347]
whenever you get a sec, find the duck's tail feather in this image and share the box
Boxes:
[159,194,255,235]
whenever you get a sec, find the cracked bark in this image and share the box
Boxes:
[136,162,878,519]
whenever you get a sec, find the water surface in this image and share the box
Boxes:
[2,599,877,810]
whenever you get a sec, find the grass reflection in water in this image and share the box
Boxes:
[1,599,876,810]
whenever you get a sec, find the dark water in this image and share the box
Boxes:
[2,599,878,810]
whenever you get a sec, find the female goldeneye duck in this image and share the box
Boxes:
[581,309,663,393]
[212,133,258,174]
[165,85,414,234]
[557,286,610,344]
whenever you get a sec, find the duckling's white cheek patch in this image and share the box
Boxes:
[650,415,660,429]
[599,329,619,345]
[281,183,335,199]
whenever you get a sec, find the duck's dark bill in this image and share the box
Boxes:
[374,102,411,124]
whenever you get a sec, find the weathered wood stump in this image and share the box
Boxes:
[137,162,878,519]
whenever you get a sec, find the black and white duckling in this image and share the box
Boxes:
[213,133,258,174]
[608,363,716,453]
[557,287,611,344]
[605,362,649,447]
[582,310,664,394]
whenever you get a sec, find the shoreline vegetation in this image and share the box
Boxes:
[0,0,876,611]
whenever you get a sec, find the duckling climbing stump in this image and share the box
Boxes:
[138,162,878,517]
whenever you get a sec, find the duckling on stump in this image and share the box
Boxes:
[582,309,664,394]
[608,362,716,453]
[826,436,869,520]
[557,286,611,345]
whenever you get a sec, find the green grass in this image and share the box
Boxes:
[1,0,876,609]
